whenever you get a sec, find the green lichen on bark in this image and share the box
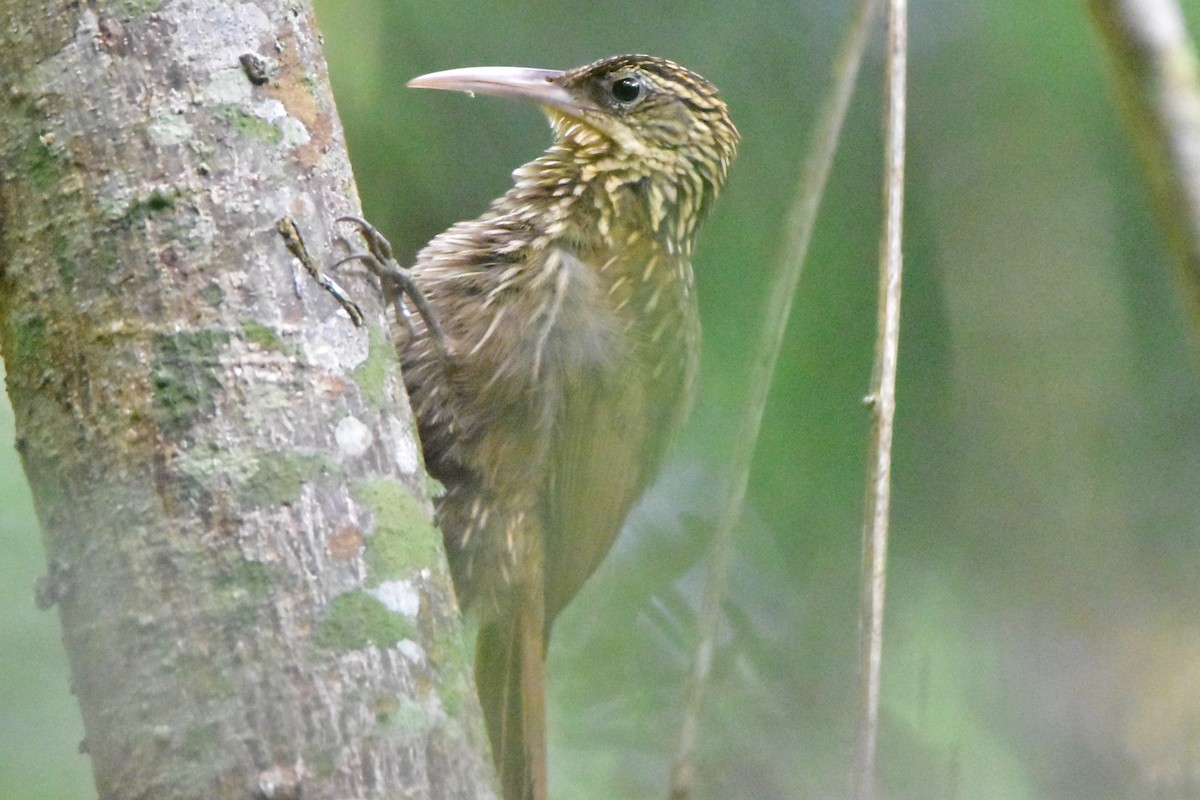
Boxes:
[217,559,273,598]
[352,479,441,585]
[111,0,166,16]
[351,325,396,410]
[376,696,437,735]
[425,473,446,500]
[168,650,234,704]
[179,720,223,764]
[11,133,62,192]
[371,693,400,724]
[239,451,337,508]
[42,226,119,292]
[216,105,282,144]
[151,329,230,434]
[314,589,416,650]
[9,313,47,365]
[115,186,179,227]
[51,231,77,286]
[213,559,275,629]
[199,283,224,307]
[91,235,120,277]
[426,612,474,711]
[239,320,290,353]
[437,660,469,718]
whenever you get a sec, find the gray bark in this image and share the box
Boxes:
[0,2,495,798]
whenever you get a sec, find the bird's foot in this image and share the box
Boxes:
[334,215,448,355]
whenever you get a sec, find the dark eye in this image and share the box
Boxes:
[610,76,642,104]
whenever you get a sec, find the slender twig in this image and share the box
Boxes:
[851,0,906,796]
[667,2,882,797]
[277,216,365,326]
[1088,0,1200,340]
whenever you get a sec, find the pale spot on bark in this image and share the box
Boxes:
[370,579,421,619]
[335,416,372,459]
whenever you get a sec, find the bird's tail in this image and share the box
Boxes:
[475,593,548,800]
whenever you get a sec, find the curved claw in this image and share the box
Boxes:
[335,216,448,357]
[332,252,378,273]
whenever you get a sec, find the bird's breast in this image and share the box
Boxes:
[523,245,628,383]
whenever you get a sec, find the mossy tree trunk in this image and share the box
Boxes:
[0,2,495,798]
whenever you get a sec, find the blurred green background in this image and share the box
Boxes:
[5,1,1200,798]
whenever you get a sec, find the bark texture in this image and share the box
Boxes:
[0,2,494,798]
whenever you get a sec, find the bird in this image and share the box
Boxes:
[354,54,737,800]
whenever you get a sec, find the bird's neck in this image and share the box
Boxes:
[499,134,720,260]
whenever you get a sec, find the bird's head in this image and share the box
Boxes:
[408,55,739,207]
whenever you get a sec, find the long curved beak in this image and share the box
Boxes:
[407,66,584,114]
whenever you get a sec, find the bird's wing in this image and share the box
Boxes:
[537,245,696,629]
[541,371,659,628]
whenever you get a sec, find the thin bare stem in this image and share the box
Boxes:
[851,0,906,797]
[1089,0,1200,341]
[667,1,883,797]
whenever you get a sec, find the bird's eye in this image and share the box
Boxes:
[610,76,642,104]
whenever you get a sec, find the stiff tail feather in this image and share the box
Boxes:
[475,592,548,800]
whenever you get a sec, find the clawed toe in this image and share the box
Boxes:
[335,216,448,355]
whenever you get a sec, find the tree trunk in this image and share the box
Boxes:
[0,2,495,798]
